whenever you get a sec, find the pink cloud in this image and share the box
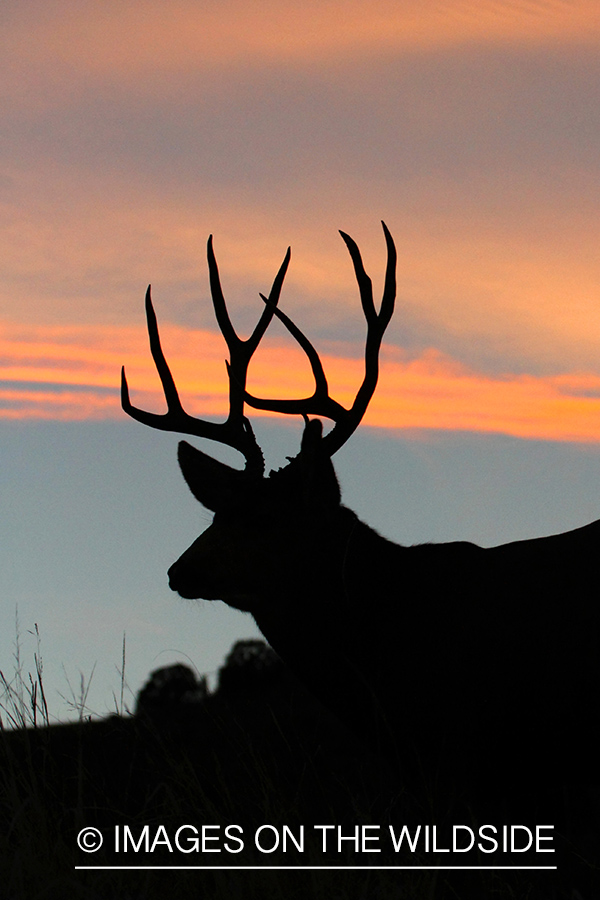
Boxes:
[5,0,597,105]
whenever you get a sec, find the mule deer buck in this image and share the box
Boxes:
[122,223,599,788]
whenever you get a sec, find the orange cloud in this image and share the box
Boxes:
[2,320,600,442]
[374,350,600,442]
[3,185,599,381]
[0,387,116,421]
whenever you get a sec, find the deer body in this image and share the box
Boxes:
[168,434,600,781]
[123,224,599,783]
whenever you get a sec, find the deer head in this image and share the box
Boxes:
[121,223,396,611]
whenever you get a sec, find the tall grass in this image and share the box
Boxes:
[0,617,49,731]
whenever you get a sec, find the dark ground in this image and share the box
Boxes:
[1,640,598,899]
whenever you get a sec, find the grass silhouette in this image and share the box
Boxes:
[1,635,597,899]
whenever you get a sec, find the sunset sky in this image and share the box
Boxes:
[1,0,599,720]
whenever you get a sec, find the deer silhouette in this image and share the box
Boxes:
[122,223,599,788]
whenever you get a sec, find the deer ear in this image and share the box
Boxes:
[177,440,246,512]
[299,419,341,508]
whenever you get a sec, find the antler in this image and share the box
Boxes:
[121,236,291,475]
[244,221,396,456]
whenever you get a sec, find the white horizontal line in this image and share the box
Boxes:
[75,865,558,871]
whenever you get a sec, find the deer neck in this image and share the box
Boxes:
[248,507,407,752]
[250,507,404,673]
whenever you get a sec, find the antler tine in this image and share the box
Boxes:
[207,235,291,429]
[330,220,396,453]
[243,221,396,456]
[244,297,347,421]
[121,239,292,475]
[121,286,187,428]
